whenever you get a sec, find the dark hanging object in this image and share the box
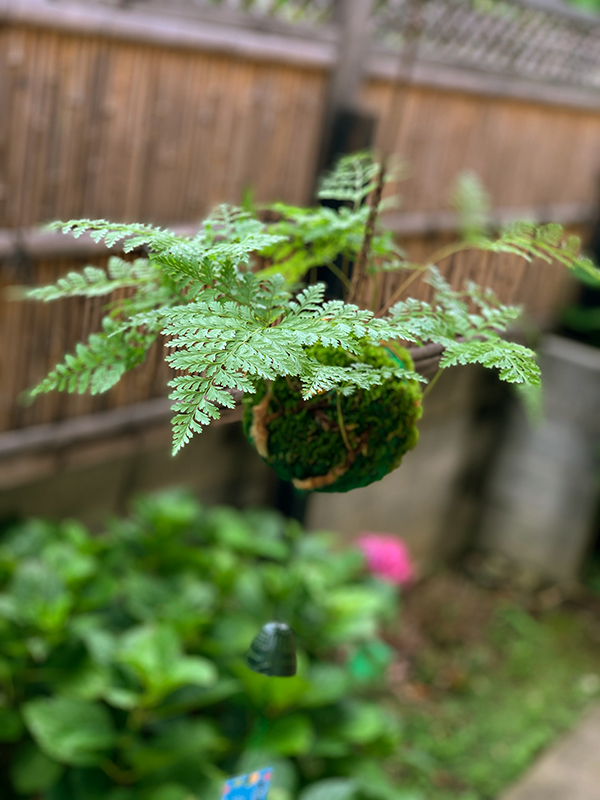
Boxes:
[246,622,297,677]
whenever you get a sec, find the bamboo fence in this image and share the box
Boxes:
[0,0,599,443]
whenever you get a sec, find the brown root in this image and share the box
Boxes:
[249,389,271,458]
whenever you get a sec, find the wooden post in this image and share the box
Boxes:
[317,0,377,175]
[329,0,376,112]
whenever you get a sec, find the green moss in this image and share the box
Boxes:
[242,343,422,493]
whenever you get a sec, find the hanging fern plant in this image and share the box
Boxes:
[243,342,422,492]
[13,154,600,492]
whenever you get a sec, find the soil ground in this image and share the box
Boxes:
[383,566,600,800]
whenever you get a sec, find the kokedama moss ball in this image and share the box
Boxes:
[242,343,423,493]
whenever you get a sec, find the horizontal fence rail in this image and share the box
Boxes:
[0,202,593,259]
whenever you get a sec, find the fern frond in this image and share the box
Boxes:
[440,339,541,385]
[318,152,381,209]
[299,361,425,399]
[199,204,267,242]
[388,268,522,342]
[384,267,539,385]
[317,152,403,211]
[480,223,600,283]
[30,318,159,397]
[162,278,408,450]
[260,202,405,286]
[47,216,285,303]
[49,219,186,253]
[23,258,157,301]
[169,374,240,454]
[451,171,491,241]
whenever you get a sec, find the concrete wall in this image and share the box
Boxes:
[476,335,600,585]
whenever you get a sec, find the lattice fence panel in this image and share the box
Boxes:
[374,0,600,90]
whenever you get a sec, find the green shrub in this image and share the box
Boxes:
[0,491,405,800]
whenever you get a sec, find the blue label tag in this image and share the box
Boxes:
[222,767,273,800]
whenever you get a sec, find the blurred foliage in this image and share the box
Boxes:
[561,244,600,348]
[567,0,600,12]
[562,305,600,348]
[0,491,410,800]
[450,171,491,243]
[584,557,600,595]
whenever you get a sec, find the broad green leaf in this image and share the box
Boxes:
[117,624,217,702]
[57,657,112,701]
[103,686,142,710]
[4,560,71,632]
[23,697,116,766]
[134,488,202,532]
[261,713,314,756]
[0,707,24,742]
[205,614,263,657]
[298,778,358,800]
[233,657,311,712]
[209,508,289,560]
[10,741,64,793]
[301,664,350,707]
[157,678,243,716]
[129,719,225,777]
[44,542,96,585]
[123,572,215,627]
[145,785,191,800]
[351,760,422,800]
[338,702,397,745]
[71,618,118,666]
[348,641,395,684]
[325,587,395,618]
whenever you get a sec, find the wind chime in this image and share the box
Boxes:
[246,621,297,677]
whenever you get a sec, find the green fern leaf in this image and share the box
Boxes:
[30,318,159,397]
[23,258,156,301]
[439,339,541,385]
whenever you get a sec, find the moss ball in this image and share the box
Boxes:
[242,343,423,493]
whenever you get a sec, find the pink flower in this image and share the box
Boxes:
[357,533,414,586]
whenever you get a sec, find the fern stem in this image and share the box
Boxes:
[348,161,387,306]
[421,368,442,399]
[376,239,476,318]
[371,280,379,314]
[376,265,428,318]
[326,260,352,292]
[426,241,474,266]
